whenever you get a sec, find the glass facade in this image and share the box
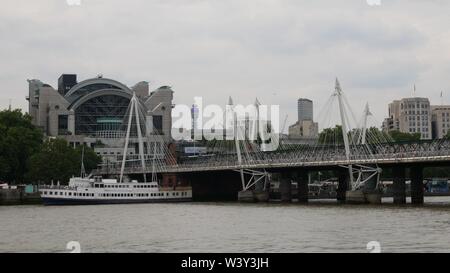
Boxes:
[75,95,130,136]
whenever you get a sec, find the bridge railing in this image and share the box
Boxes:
[93,140,450,174]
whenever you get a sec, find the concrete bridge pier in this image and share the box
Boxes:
[410,166,424,205]
[296,172,309,203]
[280,172,292,203]
[337,170,349,203]
[393,166,406,204]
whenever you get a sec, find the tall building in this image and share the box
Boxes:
[297,98,313,122]
[288,120,319,138]
[431,106,450,139]
[289,98,318,139]
[382,97,431,140]
[27,74,174,162]
[191,104,200,131]
[57,74,77,96]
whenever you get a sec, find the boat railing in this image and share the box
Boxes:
[38,185,77,190]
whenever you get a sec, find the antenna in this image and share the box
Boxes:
[8,99,12,111]
[80,145,86,178]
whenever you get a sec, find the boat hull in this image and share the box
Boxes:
[41,197,192,206]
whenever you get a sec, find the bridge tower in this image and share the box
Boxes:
[120,93,147,183]
[227,97,270,202]
[334,79,382,204]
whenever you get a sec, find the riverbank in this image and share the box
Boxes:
[0,187,42,205]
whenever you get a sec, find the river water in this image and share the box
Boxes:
[1,197,450,253]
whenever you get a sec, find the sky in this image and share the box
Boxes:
[1,0,450,131]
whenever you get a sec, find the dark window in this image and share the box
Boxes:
[58,115,69,135]
[153,115,163,134]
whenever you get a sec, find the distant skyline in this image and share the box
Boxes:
[1,0,450,130]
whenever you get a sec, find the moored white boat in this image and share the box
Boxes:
[39,177,192,205]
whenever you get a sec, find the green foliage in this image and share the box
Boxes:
[318,125,343,144]
[0,109,43,184]
[388,130,421,142]
[74,145,102,174]
[27,138,101,185]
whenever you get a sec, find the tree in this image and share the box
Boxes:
[318,125,343,144]
[27,138,101,185]
[388,130,421,142]
[0,109,43,184]
[74,145,102,174]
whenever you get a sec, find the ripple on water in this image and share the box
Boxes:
[1,197,450,252]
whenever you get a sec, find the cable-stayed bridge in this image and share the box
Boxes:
[93,79,450,204]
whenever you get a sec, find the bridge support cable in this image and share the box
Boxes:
[334,79,382,192]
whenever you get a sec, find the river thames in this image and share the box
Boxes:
[1,197,450,253]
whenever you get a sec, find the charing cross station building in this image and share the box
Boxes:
[27,74,174,163]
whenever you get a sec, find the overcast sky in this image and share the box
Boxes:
[1,0,450,130]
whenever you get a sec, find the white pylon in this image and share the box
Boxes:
[334,79,381,191]
[360,102,373,145]
[120,93,147,183]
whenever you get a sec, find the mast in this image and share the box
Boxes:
[228,97,246,190]
[80,145,86,178]
[361,103,372,145]
[120,94,136,183]
[151,141,157,182]
[335,78,354,187]
[133,94,147,183]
